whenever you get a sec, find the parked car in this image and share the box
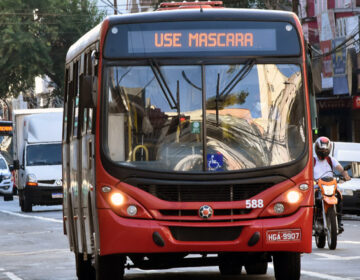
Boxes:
[331,142,360,215]
[0,154,14,201]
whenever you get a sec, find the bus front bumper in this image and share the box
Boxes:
[98,206,313,255]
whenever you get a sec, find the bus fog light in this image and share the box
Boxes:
[274,203,285,214]
[287,191,300,203]
[110,193,125,206]
[127,205,138,216]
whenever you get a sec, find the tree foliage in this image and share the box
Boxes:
[0,0,104,100]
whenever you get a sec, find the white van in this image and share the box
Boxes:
[331,142,360,215]
[0,154,13,201]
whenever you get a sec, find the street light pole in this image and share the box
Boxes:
[114,0,118,14]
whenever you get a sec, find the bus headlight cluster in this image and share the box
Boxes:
[101,185,152,219]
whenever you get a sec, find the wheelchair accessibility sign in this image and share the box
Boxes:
[207,153,223,171]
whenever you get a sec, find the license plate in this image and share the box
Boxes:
[266,229,301,243]
[52,193,63,199]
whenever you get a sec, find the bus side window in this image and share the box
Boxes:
[72,61,80,139]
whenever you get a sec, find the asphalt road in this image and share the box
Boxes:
[0,197,360,280]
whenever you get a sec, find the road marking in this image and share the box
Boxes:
[268,264,354,280]
[313,252,360,261]
[3,272,23,280]
[339,240,360,245]
[0,210,62,223]
[312,240,360,245]
[0,249,68,257]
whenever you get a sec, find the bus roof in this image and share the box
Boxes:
[66,8,298,63]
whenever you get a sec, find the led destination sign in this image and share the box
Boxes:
[128,29,276,53]
[104,21,301,58]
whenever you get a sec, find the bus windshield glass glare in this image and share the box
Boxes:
[104,63,306,172]
[104,21,300,58]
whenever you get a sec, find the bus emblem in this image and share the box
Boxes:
[199,205,213,219]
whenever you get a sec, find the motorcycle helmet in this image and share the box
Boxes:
[315,136,331,160]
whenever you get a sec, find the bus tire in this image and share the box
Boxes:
[245,261,268,275]
[4,194,13,201]
[76,253,95,280]
[315,233,326,248]
[326,207,337,250]
[273,252,300,280]
[95,254,125,280]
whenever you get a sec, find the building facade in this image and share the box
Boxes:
[299,0,360,142]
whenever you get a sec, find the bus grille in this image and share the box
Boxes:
[136,183,272,202]
[169,226,242,241]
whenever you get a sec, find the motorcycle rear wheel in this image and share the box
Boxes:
[326,207,337,250]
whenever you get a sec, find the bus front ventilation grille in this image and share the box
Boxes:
[136,184,271,202]
[159,209,251,217]
[169,226,242,241]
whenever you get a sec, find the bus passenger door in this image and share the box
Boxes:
[69,61,87,254]
[63,68,76,251]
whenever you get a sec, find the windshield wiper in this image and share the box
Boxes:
[182,71,201,91]
[149,59,178,110]
[218,59,256,100]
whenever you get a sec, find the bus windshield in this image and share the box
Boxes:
[104,63,306,172]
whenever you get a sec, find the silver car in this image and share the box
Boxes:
[0,155,13,201]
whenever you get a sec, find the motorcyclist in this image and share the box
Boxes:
[314,136,351,232]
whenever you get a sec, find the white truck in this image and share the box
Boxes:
[13,108,63,212]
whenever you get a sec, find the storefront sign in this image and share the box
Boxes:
[332,37,346,76]
[353,96,360,109]
[320,40,333,77]
[318,98,352,109]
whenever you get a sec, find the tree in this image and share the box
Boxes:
[0,0,104,101]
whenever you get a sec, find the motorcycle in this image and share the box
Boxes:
[313,166,350,250]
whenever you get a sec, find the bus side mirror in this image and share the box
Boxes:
[13,160,20,170]
[80,75,96,108]
[9,165,14,172]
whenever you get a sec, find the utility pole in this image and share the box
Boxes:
[114,0,118,14]
[292,0,299,15]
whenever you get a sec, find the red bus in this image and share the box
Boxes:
[63,2,315,279]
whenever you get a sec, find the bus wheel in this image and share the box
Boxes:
[95,254,125,280]
[76,253,95,280]
[218,254,242,276]
[245,261,268,275]
[273,252,300,280]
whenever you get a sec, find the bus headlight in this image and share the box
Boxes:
[287,191,301,204]
[101,186,152,219]
[110,193,125,206]
[260,183,310,218]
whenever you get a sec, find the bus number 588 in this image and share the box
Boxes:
[246,199,264,209]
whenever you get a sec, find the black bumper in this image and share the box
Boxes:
[24,186,63,206]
